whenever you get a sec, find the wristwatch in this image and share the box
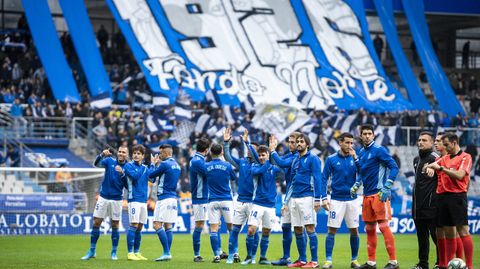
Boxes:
[439,166,444,171]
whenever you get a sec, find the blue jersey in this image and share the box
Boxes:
[149,157,181,200]
[206,158,237,202]
[271,151,298,190]
[189,152,208,204]
[94,155,126,201]
[123,161,154,203]
[356,141,399,196]
[321,152,357,201]
[251,161,281,208]
[285,151,322,201]
[224,141,256,203]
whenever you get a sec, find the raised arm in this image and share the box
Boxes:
[93,149,112,167]
[223,127,241,169]
[148,162,167,182]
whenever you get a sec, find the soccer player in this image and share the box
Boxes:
[271,133,322,268]
[223,128,259,264]
[242,145,281,265]
[121,144,157,260]
[425,133,474,269]
[149,144,181,261]
[205,143,237,263]
[81,146,128,260]
[320,133,360,269]
[190,138,211,262]
[271,132,301,266]
[411,132,439,269]
[350,124,399,269]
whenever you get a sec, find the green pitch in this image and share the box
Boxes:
[0,234,478,269]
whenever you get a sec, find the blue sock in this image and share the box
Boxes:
[127,226,136,253]
[90,227,100,252]
[308,232,318,262]
[325,233,335,261]
[252,232,260,259]
[350,234,360,261]
[260,235,270,258]
[282,223,292,259]
[296,232,307,262]
[303,229,308,248]
[217,232,222,254]
[193,227,202,257]
[166,227,173,250]
[246,234,255,258]
[156,227,170,255]
[229,225,241,255]
[111,228,119,253]
[210,232,219,256]
[134,230,142,253]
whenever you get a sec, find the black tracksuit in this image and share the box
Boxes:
[412,149,439,268]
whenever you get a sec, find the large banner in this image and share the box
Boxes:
[0,194,75,212]
[106,0,413,112]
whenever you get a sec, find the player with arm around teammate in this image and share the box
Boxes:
[320,133,361,269]
[81,146,129,261]
[190,138,211,262]
[277,133,322,268]
[206,143,238,263]
[270,132,301,266]
[120,144,158,260]
[149,144,181,262]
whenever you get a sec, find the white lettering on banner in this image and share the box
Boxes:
[83,215,92,232]
[15,214,23,227]
[302,0,395,102]
[232,0,316,67]
[112,0,177,89]
[160,0,248,71]
[469,219,479,234]
[70,214,82,228]
[25,214,37,228]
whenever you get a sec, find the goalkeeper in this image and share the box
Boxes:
[350,125,399,269]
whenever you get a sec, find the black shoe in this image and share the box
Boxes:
[411,264,425,269]
[359,262,377,269]
[212,256,221,263]
[219,251,228,260]
[245,255,252,262]
[193,256,204,262]
[233,253,241,263]
[383,262,399,269]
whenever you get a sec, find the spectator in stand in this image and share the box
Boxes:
[471,90,480,114]
[55,164,73,193]
[2,88,15,103]
[93,119,108,140]
[373,34,384,62]
[97,25,109,53]
[462,41,470,69]
[6,144,20,167]
[11,63,23,83]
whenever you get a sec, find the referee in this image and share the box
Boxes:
[411,131,439,269]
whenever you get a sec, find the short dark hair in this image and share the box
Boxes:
[419,131,434,140]
[360,124,374,134]
[210,143,223,156]
[159,144,173,150]
[257,145,269,154]
[442,133,459,144]
[250,142,259,148]
[338,132,354,142]
[132,144,145,154]
[297,133,311,147]
[196,138,210,152]
[436,131,445,137]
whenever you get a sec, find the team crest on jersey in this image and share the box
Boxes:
[336,162,340,165]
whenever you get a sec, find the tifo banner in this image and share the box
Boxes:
[0,194,75,212]
[1,212,479,236]
[105,0,413,112]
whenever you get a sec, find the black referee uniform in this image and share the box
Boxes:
[412,149,439,269]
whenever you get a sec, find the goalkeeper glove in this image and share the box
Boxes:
[378,179,394,202]
[350,182,361,198]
